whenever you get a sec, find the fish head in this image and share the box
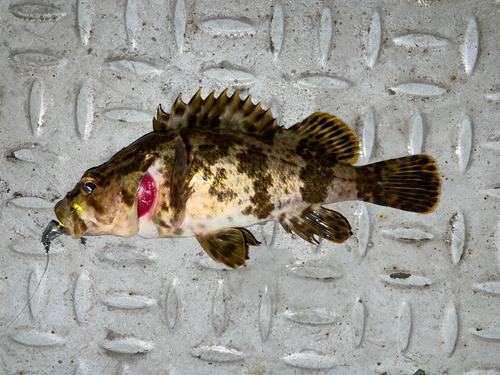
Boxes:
[55,149,157,239]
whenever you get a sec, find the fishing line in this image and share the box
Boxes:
[1,220,64,335]
[0,249,50,335]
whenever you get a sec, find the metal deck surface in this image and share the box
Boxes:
[1,0,500,374]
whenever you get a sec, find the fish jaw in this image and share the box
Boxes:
[55,195,141,238]
[54,195,89,239]
[54,179,143,239]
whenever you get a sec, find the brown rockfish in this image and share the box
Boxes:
[53,89,440,268]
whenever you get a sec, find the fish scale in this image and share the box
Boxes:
[147,129,309,235]
[53,89,440,269]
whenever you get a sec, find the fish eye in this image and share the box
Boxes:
[84,182,96,194]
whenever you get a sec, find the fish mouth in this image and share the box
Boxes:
[54,197,88,239]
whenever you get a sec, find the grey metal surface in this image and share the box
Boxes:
[1,0,499,374]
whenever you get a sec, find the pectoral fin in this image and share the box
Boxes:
[170,136,195,227]
[195,228,261,269]
[280,207,352,245]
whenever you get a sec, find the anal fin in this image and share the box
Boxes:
[280,207,352,245]
[195,228,261,269]
[170,136,195,227]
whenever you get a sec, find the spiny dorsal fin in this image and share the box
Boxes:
[155,90,359,162]
[156,88,282,138]
[153,105,169,132]
[278,112,360,164]
[195,228,260,269]
[170,136,195,227]
[280,207,352,245]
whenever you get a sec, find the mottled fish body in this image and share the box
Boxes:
[54,89,440,268]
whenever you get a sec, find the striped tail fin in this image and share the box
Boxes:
[363,155,440,213]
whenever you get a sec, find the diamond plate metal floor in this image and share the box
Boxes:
[1,0,500,374]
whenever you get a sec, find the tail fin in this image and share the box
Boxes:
[364,155,440,213]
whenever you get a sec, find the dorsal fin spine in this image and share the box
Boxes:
[170,94,188,129]
[157,88,279,139]
[238,97,255,121]
[224,90,250,127]
[246,104,266,125]
[196,90,216,128]
[153,104,169,132]
[186,89,204,128]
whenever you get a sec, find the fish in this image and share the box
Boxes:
[53,88,440,269]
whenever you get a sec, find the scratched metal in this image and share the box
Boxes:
[1,1,500,374]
